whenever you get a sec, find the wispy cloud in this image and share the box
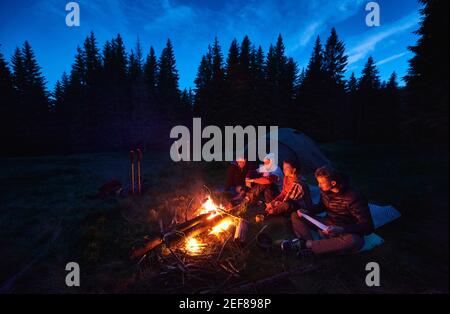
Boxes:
[4,0,420,90]
[143,0,196,33]
[376,52,408,66]
[287,0,365,53]
[347,11,419,65]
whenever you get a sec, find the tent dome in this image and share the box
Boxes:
[250,128,331,174]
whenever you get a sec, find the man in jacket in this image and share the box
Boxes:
[224,158,252,204]
[282,166,374,256]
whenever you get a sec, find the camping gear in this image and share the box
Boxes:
[249,128,332,174]
[130,150,135,195]
[136,148,143,195]
[129,148,143,196]
[234,218,249,244]
[97,179,122,198]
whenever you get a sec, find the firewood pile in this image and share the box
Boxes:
[128,191,317,293]
[128,193,271,293]
[134,228,254,293]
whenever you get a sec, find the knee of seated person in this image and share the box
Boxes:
[347,234,364,251]
[290,211,300,222]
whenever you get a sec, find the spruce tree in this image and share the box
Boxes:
[359,56,380,92]
[355,56,381,142]
[346,72,358,94]
[323,28,348,139]
[0,48,16,151]
[83,31,101,89]
[144,46,159,97]
[129,39,143,82]
[297,37,328,140]
[404,0,448,142]
[193,54,211,117]
[323,28,348,94]
[158,39,181,120]
[222,39,240,125]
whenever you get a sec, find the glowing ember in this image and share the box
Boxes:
[209,218,233,236]
[185,237,204,255]
[183,196,237,253]
[197,196,224,219]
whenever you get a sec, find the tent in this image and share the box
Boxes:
[250,128,331,174]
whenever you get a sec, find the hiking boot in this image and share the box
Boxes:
[280,238,307,253]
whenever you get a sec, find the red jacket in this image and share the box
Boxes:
[272,175,313,212]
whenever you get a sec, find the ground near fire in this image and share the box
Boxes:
[0,141,448,293]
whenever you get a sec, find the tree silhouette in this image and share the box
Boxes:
[323,28,348,94]
[404,0,449,142]
[297,36,328,139]
[0,48,16,152]
[144,46,159,101]
[158,39,181,120]
[354,56,381,142]
[346,72,358,94]
[3,7,444,156]
[9,42,50,153]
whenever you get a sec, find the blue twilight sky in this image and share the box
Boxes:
[0,0,421,91]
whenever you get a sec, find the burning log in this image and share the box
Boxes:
[131,213,209,259]
[130,208,234,260]
[162,214,227,247]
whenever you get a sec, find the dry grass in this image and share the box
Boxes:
[0,142,448,293]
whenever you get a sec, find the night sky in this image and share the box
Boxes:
[0,0,421,91]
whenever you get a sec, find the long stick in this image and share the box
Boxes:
[137,148,142,195]
[130,150,135,195]
[297,210,328,231]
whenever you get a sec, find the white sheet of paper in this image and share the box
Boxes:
[298,211,328,231]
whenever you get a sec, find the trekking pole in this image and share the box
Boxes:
[130,150,135,195]
[136,148,142,195]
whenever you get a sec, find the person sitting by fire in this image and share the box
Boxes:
[281,166,374,257]
[264,159,312,216]
[223,157,254,204]
[236,153,283,215]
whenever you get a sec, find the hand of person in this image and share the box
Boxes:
[296,209,303,218]
[265,202,274,215]
[323,225,344,236]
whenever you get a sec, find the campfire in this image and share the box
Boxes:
[128,193,318,293]
[130,194,254,293]
[182,197,237,255]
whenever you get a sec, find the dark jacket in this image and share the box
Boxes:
[311,186,374,236]
[225,163,249,190]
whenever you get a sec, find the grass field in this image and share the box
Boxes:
[0,142,448,293]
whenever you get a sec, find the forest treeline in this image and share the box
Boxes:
[0,0,447,155]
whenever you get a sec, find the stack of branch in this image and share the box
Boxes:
[134,226,248,293]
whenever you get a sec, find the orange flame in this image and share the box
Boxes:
[185,237,204,255]
[183,196,236,254]
[209,218,233,236]
[197,196,224,219]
